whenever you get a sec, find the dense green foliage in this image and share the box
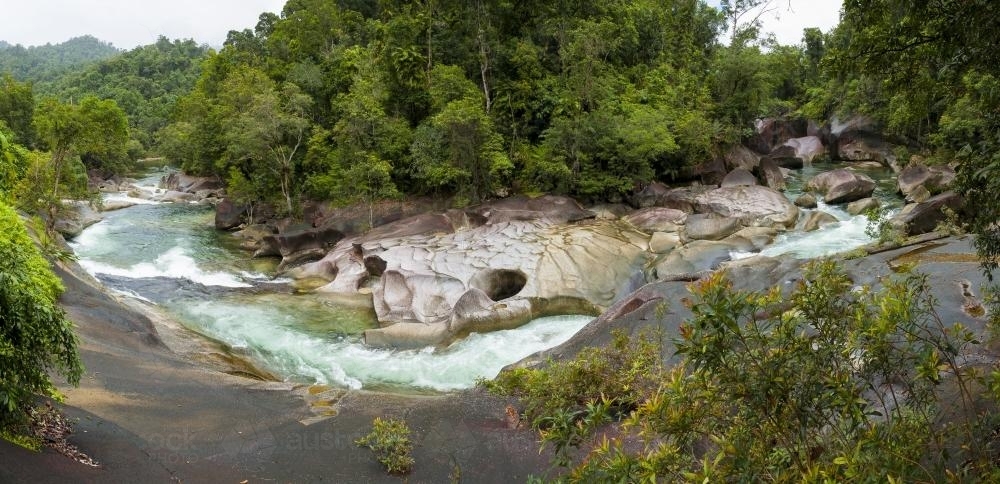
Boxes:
[0,201,83,433]
[0,36,119,85]
[803,0,1000,274]
[36,37,208,154]
[162,0,821,210]
[487,261,1000,481]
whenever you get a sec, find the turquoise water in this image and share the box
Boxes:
[71,170,593,391]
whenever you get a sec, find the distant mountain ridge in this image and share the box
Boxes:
[0,35,120,83]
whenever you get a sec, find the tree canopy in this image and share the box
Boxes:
[162,0,823,208]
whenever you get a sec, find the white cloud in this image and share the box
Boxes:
[0,0,286,49]
[707,0,843,45]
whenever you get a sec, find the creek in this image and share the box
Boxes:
[71,165,901,392]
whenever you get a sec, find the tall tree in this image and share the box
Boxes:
[836,0,1000,273]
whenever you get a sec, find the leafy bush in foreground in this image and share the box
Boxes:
[487,260,1000,481]
[0,201,82,441]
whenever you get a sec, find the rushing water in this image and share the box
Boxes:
[744,163,903,259]
[71,170,592,392]
[72,164,901,391]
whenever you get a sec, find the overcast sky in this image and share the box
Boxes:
[0,0,286,50]
[1,0,842,51]
[707,0,843,45]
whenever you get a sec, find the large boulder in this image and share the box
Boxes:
[264,225,346,258]
[748,117,808,154]
[896,163,956,197]
[682,214,742,242]
[155,190,199,203]
[806,169,877,204]
[672,185,800,228]
[889,192,965,235]
[794,193,818,209]
[161,172,224,193]
[652,237,757,279]
[766,145,804,169]
[675,158,727,186]
[464,195,593,225]
[803,211,839,232]
[720,145,760,172]
[829,115,900,170]
[782,136,826,163]
[215,198,247,230]
[755,157,786,191]
[721,168,758,187]
[631,182,672,208]
[306,217,650,348]
[625,207,687,233]
[847,197,880,216]
[53,201,103,239]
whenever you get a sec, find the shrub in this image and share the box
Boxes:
[481,330,664,466]
[356,417,414,475]
[488,260,1000,481]
[0,201,82,439]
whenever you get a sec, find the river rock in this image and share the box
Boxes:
[803,211,839,232]
[625,207,687,233]
[156,190,199,203]
[766,145,804,169]
[782,136,826,163]
[684,185,799,228]
[755,157,786,191]
[465,194,593,225]
[53,201,103,239]
[907,185,932,203]
[806,169,876,204]
[161,172,224,193]
[215,198,247,230]
[721,168,758,187]
[846,197,880,215]
[897,163,956,197]
[677,158,727,186]
[264,225,346,259]
[682,214,741,242]
[298,195,652,348]
[588,203,631,220]
[649,231,680,253]
[721,145,760,171]
[652,237,756,279]
[731,226,778,249]
[632,182,671,208]
[354,219,647,347]
[101,200,136,212]
[748,117,808,154]
[794,193,818,208]
[889,192,964,235]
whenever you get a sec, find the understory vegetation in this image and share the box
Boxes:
[0,201,82,446]
[485,261,1000,481]
[356,416,415,475]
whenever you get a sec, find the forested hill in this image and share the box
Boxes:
[163,0,823,215]
[0,36,120,83]
[36,37,210,152]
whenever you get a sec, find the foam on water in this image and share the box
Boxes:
[733,202,898,260]
[78,246,252,288]
[175,299,592,391]
[103,191,160,205]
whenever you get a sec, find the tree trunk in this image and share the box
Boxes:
[475,0,492,113]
